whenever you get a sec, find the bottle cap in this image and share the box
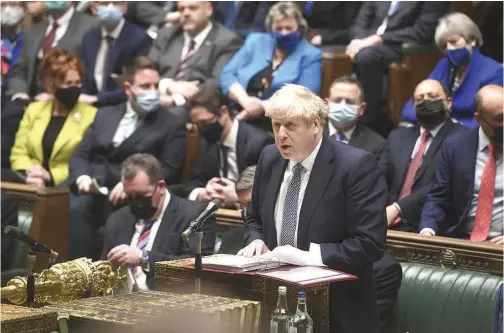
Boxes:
[278,286,287,293]
[298,291,306,298]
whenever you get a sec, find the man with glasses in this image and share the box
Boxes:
[379,79,463,232]
[420,84,503,242]
[181,86,273,207]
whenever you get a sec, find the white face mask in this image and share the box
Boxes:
[0,6,25,26]
[328,101,360,128]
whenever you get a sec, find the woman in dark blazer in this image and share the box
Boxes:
[401,12,503,128]
[220,1,322,132]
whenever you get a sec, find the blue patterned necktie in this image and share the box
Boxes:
[331,131,346,142]
[280,163,304,246]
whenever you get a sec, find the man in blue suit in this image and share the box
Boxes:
[238,84,387,333]
[420,84,503,243]
[80,1,153,107]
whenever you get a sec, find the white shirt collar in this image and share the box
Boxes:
[420,121,445,139]
[222,119,239,150]
[125,101,138,119]
[183,22,213,49]
[478,126,492,152]
[48,5,75,27]
[101,18,125,39]
[138,188,171,225]
[328,122,356,141]
[287,136,323,173]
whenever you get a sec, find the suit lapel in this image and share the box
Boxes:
[414,121,454,183]
[398,127,420,184]
[31,23,48,60]
[102,104,127,145]
[50,106,85,161]
[86,29,102,88]
[235,122,248,174]
[297,137,335,248]
[348,124,363,147]
[264,156,287,249]
[152,195,178,251]
[105,24,129,78]
[31,102,52,163]
[57,12,78,48]
[117,113,155,152]
[169,35,185,78]
[119,212,137,246]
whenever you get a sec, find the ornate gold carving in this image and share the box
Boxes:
[439,249,457,268]
[1,304,58,333]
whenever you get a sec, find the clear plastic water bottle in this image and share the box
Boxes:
[289,291,313,333]
[270,286,291,333]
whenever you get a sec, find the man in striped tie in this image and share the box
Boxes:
[420,84,503,243]
[102,153,216,291]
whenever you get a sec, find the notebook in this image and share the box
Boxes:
[201,254,286,273]
[256,266,357,286]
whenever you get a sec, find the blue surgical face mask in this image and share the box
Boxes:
[132,91,160,117]
[44,1,68,12]
[446,46,471,68]
[328,101,360,128]
[271,30,301,54]
[97,4,123,26]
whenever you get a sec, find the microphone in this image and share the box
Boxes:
[4,226,58,259]
[182,199,220,243]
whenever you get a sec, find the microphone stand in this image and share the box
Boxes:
[26,250,36,307]
[194,230,203,294]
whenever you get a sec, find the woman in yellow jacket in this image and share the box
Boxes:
[10,49,97,187]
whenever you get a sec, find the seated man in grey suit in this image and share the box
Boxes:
[7,1,99,102]
[68,56,187,261]
[148,1,242,116]
[325,75,386,159]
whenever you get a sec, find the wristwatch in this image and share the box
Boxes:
[140,250,150,272]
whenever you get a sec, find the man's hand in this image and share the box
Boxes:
[263,245,318,266]
[386,204,400,227]
[160,95,174,107]
[490,236,504,245]
[79,94,98,105]
[242,97,264,120]
[107,244,141,268]
[34,93,53,101]
[26,165,51,181]
[168,80,200,99]
[211,178,238,206]
[196,189,213,202]
[237,239,269,257]
[109,182,126,206]
[420,229,435,236]
[77,177,92,194]
[26,176,45,190]
[310,34,322,46]
[165,11,181,24]
[345,35,383,60]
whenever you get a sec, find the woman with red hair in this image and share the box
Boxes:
[9,49,97,188]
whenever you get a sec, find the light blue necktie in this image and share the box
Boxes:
[280,163,304,246]
[331,132,346,142]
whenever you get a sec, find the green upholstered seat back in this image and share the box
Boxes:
[398,262,502,333]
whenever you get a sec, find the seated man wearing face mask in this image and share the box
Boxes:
[102,153,216,291]
[68,56,187,260]
[180,86,274,206]
[325,76,385,159]
[379,79,464,232]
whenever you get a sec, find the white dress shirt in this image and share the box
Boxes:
[188,119,240,201]
[465,128,503,238]
[328,122,356,144]
[37,6,75,59]
[159,22,213,106]
[129,189,171,291]
[410,121,445,159]
[273,137,324,263]
[94,18,125,92]
[376,0,400,35]
[112,101,139,148]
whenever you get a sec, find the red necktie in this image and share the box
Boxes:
[392,131,430,226]
[42,22,59,57]
[470,143,497,241]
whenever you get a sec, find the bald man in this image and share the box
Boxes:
[379,79,464,232]
[420,84,503,242]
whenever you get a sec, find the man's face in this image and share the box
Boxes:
[178,1,212,36]
[328,82,365,116]
[272,116,321,162]
[124,68,159,100]
[475,87,504,143]
[413,80,451,111]
[122,171,164,210]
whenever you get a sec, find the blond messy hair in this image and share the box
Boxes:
[264,84,328,125]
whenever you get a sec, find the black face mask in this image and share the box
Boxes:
[54,86,82,109]
[415,99,446,129]
[198,119,223,145]
[491,126,503,144]
[128,193,158,220]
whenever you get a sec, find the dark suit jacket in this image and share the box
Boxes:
[181,121,273,197]
[148,22,242,90]
[324,123,386,159]
[69,104,187,189]
[81,21,153,107]
[101,194,216,289]
[301,1,362,45]
[7,11,99,97]
[350,1,449,46]
[379,121,463,232]
[213,1,274,39]
[420,128,487,237]
[245,135,387,333]
[125,1,173,30]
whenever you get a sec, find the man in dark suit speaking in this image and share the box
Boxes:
[238,84,388,333]
[102,153,216,291]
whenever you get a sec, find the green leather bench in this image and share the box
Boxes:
[398,262,502,333]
